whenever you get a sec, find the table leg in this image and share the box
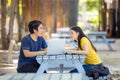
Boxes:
[59,64,63,73]
[37,60,49,74]
[103,36,113,50]
[73,60,89,80]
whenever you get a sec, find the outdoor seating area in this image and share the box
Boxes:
[0,40,120,79]
[87,32,116,51]
[1,0,120,80]
[0,38,120,80]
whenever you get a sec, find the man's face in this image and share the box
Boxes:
[34,24,44,36]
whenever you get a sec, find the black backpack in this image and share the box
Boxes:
[86,64,110,80]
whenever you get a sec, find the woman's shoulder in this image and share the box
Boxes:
[81,37,88,41]
[81,37,90,43]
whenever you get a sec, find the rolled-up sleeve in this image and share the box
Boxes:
[21,38,30,50]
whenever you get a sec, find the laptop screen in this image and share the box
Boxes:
[46,39,66,55]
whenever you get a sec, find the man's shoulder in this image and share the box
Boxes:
[22,35,31,42]
[38,36,45,41]
[23,35,30,39]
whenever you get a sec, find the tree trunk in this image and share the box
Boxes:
[16,0,23,41]
[101,9,107,31]
[7,0,18,42]
[68,0,79,27]
[1,0,8,49]
[22,0,78,34]
[116,0,120,38]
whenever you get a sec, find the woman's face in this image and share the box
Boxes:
[34,24,44,36]
[70,30,79,41]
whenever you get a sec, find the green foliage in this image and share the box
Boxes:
[87,15,99,30]
[77,21,84,29]
[86,0,99,11]
[78,0,100,14]
[78,0,100,31]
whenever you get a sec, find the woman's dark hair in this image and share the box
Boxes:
[28,20,44,34]
[70,26,97,52]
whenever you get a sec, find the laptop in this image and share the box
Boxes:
[46,39,66,55]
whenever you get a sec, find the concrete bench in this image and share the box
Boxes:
[107,38,116,43]
[0,73,82,80]
[90,38,116,44]
[0,40,15,64]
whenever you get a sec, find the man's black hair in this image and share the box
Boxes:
[28,20,43,34]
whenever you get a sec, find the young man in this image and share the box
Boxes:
[17,20,47,73]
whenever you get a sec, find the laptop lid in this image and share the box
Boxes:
[46,39,66,55]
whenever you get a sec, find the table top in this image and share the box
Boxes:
[36,54,85,66]
[87,31,106,36]
[36,54,85,63]
[0,73,82,80]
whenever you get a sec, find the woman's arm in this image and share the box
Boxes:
[66,44,89,55]
[23,48,47,57]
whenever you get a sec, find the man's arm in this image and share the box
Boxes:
[23,48,47,57]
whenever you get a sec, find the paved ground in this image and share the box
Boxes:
[0,39,120,79]
[96,39,120,79]
[96,39,120,71]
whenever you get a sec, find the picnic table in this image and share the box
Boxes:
[36,54,110,80]
[36,54,89,80]
[87,32,115,51]
[0,73,82,80]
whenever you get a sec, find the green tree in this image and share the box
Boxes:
[86,0,99,11]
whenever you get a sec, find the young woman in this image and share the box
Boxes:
[66,26,102,72]
[17,20,47,73]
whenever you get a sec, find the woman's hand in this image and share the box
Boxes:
[65,50,76,54]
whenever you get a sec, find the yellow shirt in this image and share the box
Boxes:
[79,37,101,65]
